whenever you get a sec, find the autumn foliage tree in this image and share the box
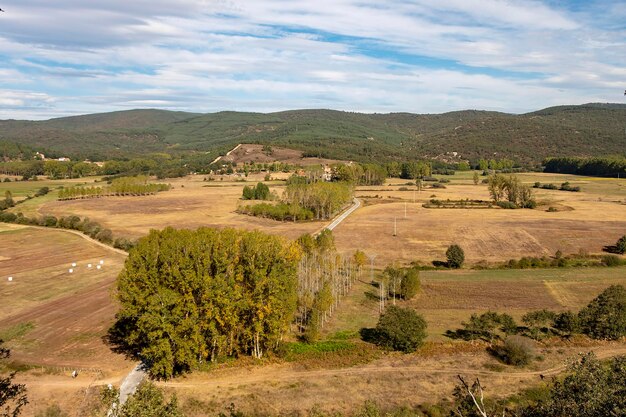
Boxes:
[109,227,300,379]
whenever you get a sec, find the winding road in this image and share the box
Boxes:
[324,197,361,232]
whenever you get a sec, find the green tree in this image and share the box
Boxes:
[0,340,28,417]
[472,171,479,185]
[578,284,626,340]
[118,382,184,417]
[110,227,300,379]
[399,268,420,300]
[518,353,626,417]
[446,244,465,268]
[372,306,427,353]
[615,235,626,254]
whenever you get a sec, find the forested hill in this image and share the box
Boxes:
[1,104,625,164]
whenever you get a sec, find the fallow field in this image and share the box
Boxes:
[1,170,626,416]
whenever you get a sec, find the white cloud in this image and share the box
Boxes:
[0,0,623,119]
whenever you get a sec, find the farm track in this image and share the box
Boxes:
[27,225,129,257]
[161,345,626,389]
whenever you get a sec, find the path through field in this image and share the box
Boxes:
[162,345,626,391]
[326,197,361,231]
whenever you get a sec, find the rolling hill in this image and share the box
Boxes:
[1,104,624,165]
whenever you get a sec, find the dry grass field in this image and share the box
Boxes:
[37,173,324,240]
[335,173,626,267]
[2,170,626,416]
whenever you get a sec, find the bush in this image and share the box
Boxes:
[372,306,427,352]
[40,215,58,227]
[431,183,446,189]
[446,244,465,268]
[114,237,136,251]
[497,201,518,209]
[578,285,626,340]
[615,235,626,254]
[0,212,17,223]
[601,254,621,267]
[492,335,535,366]
[400,268,420,300]
[552,311,579,335]
[95,229,113,244]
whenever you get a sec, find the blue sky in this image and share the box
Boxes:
[0,0,624,119]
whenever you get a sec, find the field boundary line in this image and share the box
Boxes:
[24,225,128,256]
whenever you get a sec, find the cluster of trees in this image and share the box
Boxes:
[295,231,360,342]
[109,227,301,379]
[331,163,387,185]
[487,174,536,208]
[238,202,314,221]
[544,156,626,177]
[240,177,353,222]
[241,182,271,200]
[43,160,100,179]
[382,266,421,302]
[533,181,581,192]
[477,158,515,171]
[282,179,353,220]
[0,140,38,160]
[447,285,626,359]
[58,176,170,200]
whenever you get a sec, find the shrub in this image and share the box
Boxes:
[95,229,114,244]
[446,244,465,268]
[400,268,420,300]
[431,183,446,189]
[497,201,518,209]
[615,235,626,254]
[547,206,558,212]
[372,306,427,352]
[114,237,136,251]
[40,215,58,227]
[492,336,535,366]
[552,311,579,335]
[578,285,626,340]
[601,254,621,267]
[34,187,50,197]
[0,212,17,222]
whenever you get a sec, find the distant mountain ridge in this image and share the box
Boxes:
[1,103,624,164]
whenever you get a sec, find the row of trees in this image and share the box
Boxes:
[295,231,361,342]
[487,174,536,208]
[449,284,626,343]
[544,156,626,177]
[331,163,388,185]
[58,176,170,200]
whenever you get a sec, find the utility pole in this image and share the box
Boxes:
[404,202,407,218]
[393,217,397,236]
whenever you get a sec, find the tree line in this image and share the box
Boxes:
[544,156,626,177]
[58,176,170,200]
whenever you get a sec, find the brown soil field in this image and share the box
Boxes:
[39,174,324,240]
[0,224,130,371]
[218,143,344,166]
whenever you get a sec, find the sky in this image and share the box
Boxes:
[0,0,625,120]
